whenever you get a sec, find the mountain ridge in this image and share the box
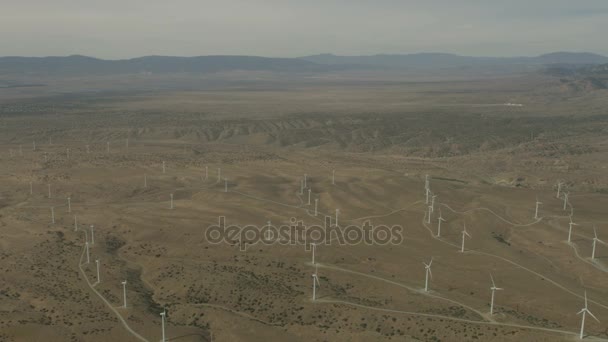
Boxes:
[1,52,607,76]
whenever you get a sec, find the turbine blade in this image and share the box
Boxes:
[429,257,433,266]
[594,226,598,239]
[587,310,600,323]
[490,274,496,287]
[585,291,588,308]
[428,268,433,280]
[577,309,585,315]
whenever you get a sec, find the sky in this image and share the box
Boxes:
[2,0,608,59]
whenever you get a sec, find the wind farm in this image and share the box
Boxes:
[1,53,608,342]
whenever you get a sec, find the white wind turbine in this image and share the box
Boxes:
[312,265,321,301]
[335,209,340,226]
[563,192,569,211]
[534,197,542,219]
[423,257,433,292]
[568,217,578,244]
[427,205,433,224]
[437,210,446,237]
[489,274,503,315]
[95,259,100,284]
[578,291,599,339]
[160,308,167,342]
[591,226,605,261]
[557,181,563,199]
[461,224,471,253]
[85,241,90,264]
[122,280,128,308]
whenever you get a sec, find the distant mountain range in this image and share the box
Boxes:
[1,52,607,76]
[299,52,608,69]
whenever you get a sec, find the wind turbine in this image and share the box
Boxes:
[335,209,340,226]
[592,226,604,261]
[160,308,166,342]
[534,197,542,219]
[568,217,578,244]
[95,259,100,284]
[423,257,433,292]
[461,224,471,253]
[431,195,437,213]
[427,205,433,224]
[578,291,599,339]
[557,182,563,199]
[563,192,569,210]
[85,242,90,264]
[90,225,95,245]
[489,274,503,315]
[437,211,446,237]
[122,280,128,308]
[312,265,320,301]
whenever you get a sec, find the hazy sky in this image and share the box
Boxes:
[2,0,608,59]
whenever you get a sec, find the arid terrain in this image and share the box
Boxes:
[1,69,608,342]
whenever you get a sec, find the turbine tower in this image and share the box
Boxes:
[423,257,433,292]
[85,242,90,264]
[578,291,599,339]
[568,217,578,244]
[122,280,128,308]
[312,266,321,301]
[335,209,340,226]
[437,211,446,237]
[90,225,95,245]
[160,309,166,342]
[534,197,542,219]
[461,224,471,253]
[95,259,100,284]
[592,226,605,261]
[489,274,503,315]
